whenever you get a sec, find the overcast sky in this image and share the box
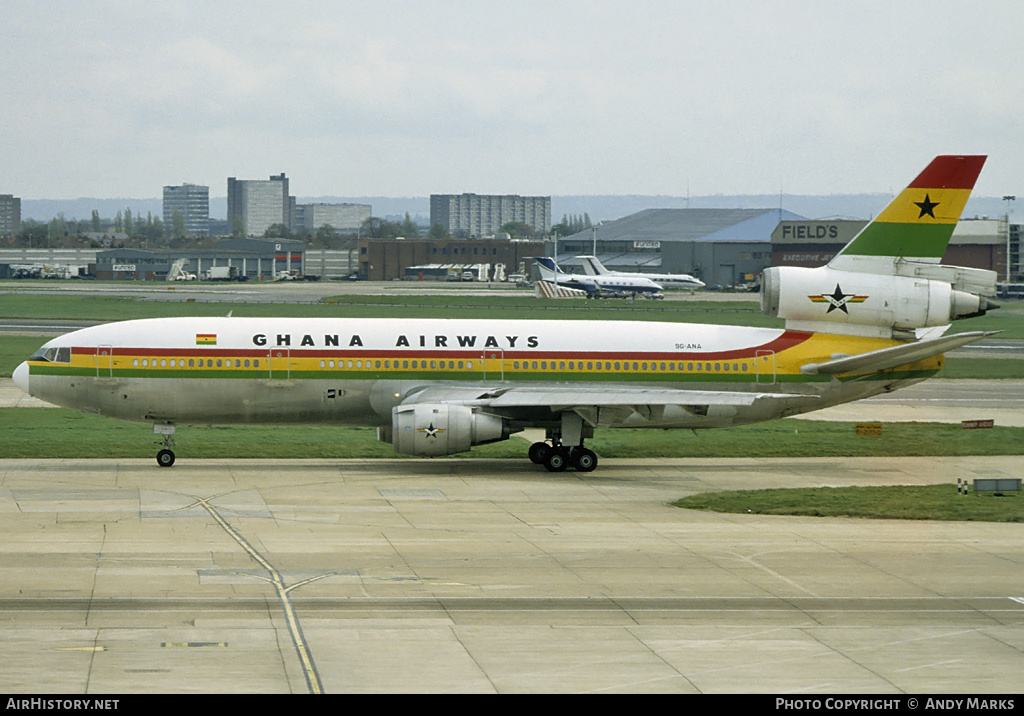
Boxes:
[3,0,1022,200]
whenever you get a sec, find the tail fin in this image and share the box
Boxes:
[575,256,608,276]
[530,257,565,274]
[828,155,986,274]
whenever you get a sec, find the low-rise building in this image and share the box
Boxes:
[358,237,545,281]
[93,238,306,280]
[293,203,370,232]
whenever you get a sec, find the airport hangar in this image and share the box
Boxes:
[554,210,1007,286]
[93,238,306,281]
[357,236,547,282]
[89,238,364,281]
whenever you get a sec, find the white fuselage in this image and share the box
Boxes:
[16,316,923,431]
[535,260,663,296]
[576,255,705,289]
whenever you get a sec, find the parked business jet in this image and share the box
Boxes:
[576,255,706,290]
[531,257,665,298]
[14,156,998,473]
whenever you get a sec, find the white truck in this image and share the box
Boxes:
[204,266,238,281]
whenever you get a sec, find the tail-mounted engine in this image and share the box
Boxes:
[761,264,997,336]
[391,403,510,456]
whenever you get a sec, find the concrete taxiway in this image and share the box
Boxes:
[1,455,1023,694]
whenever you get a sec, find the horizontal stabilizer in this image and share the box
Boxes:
[800,330,998,376]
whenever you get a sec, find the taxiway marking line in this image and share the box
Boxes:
[189,494,324,695]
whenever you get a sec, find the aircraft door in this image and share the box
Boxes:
[482,349,504,380]
[268,347,291,380]
[755,350,776,384]
[96,345,114,379]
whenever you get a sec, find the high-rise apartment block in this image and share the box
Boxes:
[162,183,210,236]
[227,173,291,237]
[430,193,551,238]
[0,193,21,237]
[292,203,371,232]
[0,194,20,237]
[227,173,372,236]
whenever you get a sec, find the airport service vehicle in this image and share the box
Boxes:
[576,255,706,290]
[14,156,997,472]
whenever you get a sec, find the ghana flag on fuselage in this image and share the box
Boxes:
[829,155,986,273]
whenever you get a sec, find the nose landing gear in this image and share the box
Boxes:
[154,424,176,467]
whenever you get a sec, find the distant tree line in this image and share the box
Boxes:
[551,213,592,237]
[6,207,587,249]
[258,213,424,249]
[7,205,168,249]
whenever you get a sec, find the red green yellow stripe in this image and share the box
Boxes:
[26,329,946,385]
[809,294,867,303]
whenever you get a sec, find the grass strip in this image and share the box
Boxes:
[674,484,1024,522]
[2,408,1022,460]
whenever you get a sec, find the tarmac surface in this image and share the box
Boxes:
[1,454,1023,694]
[3,281,1023,693]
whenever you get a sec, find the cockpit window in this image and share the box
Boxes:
[30,347,72,363]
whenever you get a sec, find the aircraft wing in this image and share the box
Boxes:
[799,330,998,376]
[402,384,820,427]
[482,387,798,408]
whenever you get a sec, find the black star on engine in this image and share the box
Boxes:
[914,193,939,219]
[826,284,853,314]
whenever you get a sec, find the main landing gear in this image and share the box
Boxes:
[528,413,598,473]
[154,424,176,467]
[529,441,598,473]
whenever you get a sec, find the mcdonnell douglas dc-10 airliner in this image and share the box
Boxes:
[14,156,998,472]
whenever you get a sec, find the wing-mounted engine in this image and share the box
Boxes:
[391,404,510,456]
[761,265,997,338]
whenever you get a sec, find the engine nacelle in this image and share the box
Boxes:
[392,403,509,457]
[761,265,994,333]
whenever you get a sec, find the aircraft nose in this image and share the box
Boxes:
[12,362,29,394]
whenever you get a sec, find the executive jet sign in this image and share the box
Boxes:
[772,220,869,268]
[779,224,842,240]
[773,220,868,244]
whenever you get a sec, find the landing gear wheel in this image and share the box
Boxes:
[528,441,552,465]
[544,447,570,472]
[570,447,598,473]
[156,449,176,468]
